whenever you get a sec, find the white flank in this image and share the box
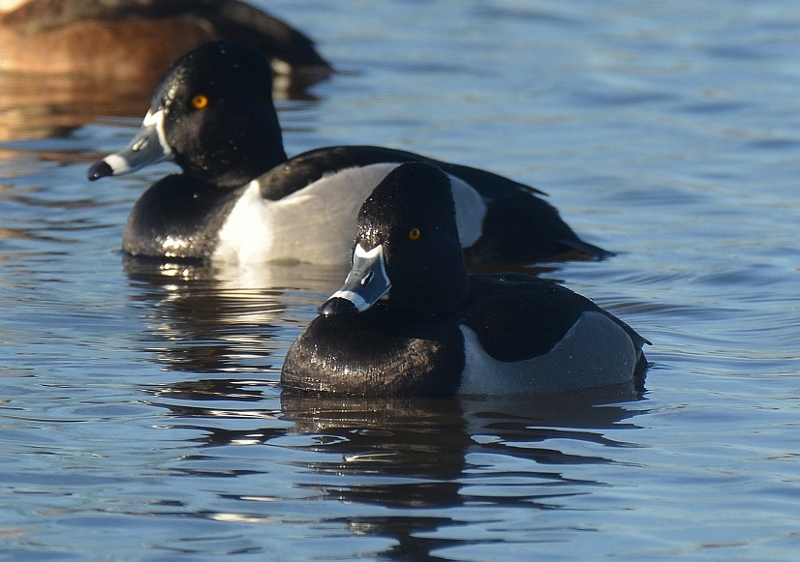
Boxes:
[212,162,490,265]
[213,164,396,265]
[213,180,276,263]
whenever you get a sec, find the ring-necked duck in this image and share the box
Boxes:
[281,162,648,396]
[0,1,330,82]
[88,40,611,266]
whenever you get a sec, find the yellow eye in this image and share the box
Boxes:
[191,94,209,109]
[408,227,421,241]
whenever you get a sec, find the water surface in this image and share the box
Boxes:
[1,1,799,560]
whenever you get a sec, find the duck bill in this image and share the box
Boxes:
[318,244,391,317]
[87,109,172,181]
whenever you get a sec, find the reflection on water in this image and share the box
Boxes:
[0,64,324,144]
[123,254,350,292]
[142,374,645,560]
[123,256,348,375]
[0,73,153,142]
[280,388,644,477]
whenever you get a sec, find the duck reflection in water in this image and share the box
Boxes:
[122,254,348,376]
[145,380,646,560]
[282,390,646,558]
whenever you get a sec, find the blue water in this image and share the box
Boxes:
[1,1,799,560]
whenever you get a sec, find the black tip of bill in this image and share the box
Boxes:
[318,297,359,317]
[87,161,113,181]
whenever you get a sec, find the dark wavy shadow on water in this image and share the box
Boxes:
[144,378,647,560]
